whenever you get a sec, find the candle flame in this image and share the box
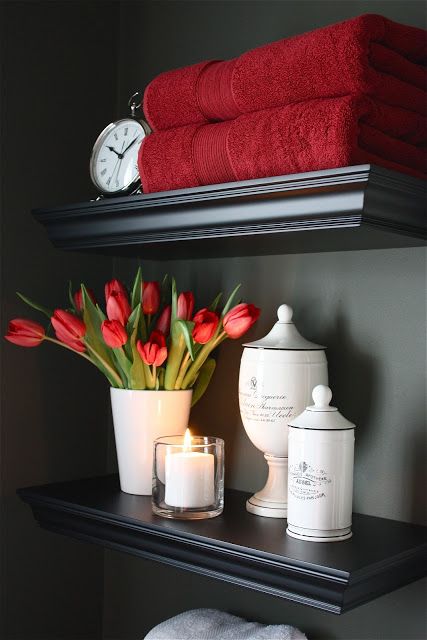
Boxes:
[183,428,192,452]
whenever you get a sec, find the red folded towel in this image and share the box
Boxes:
[138,96,426,193]
[144,14,427,131]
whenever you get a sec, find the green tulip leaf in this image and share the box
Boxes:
[111,347,132,387]
[171,277,178,325]
[68,281,76,311]
[82,284,115,370]
[209,292,223,312]
[16,292,53,319]
[160,273,169,307]
[172,319,195,361]
[191,358,216,406]
[124,305,139,359]
[131,266,142,309]
[221,283,241,318]
[129,305,145,389]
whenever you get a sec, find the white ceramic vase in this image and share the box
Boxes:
[110,388,192,495]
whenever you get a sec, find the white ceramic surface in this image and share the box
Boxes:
[238,305,328,518]
[110,388,192,495]
[287,385,355,542]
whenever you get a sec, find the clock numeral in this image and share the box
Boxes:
[101,168,107,176]
[100,158,107,163]
[114,132,118,141]
[124,127,128,136]
[106,177,111,186]
[115,179,119,187]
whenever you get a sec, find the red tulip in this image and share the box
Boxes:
[101,320,128,348]
[4,318,45,347]
[74,287,96,312]
[177,292,194,320]
[106,291,131,326]
[192,308,219,344]
[51,309,86,352]
[223,303,261,339]
[155,304,171,335]
[104,279,128,303]
[137,330,167,367]
[142,281,161,315]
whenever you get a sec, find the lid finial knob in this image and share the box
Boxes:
[277,304,293,323]
[312,385,332,408]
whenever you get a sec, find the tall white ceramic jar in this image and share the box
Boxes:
[287,385,355,542]
[238,304,328,518]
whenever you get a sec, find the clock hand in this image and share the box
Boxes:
[106,145,123,158]
[122,136,139,155]
[107,156,121,187]
[110,139,126,186]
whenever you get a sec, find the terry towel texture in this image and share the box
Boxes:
[144,14,427,130]
[138,95,427,193]
[144,608,307,639]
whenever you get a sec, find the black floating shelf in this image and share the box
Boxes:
[33,165,426,259]
[18,475,427,614]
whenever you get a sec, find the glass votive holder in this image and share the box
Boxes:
[152,434,224,520]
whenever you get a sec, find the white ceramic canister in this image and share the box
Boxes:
[238,304,328,518]
[287,385,355,542]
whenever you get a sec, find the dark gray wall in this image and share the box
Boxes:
[0,2,119,638]
[102,2,427,639]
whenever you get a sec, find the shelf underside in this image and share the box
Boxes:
[33,165,426,259]
[18,475,427,614]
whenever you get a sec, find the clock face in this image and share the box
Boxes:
[90,118,149,194]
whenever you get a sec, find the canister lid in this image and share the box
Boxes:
[243,304,325,350]
[289,385,355,430]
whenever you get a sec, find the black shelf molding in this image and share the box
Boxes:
[18,475,427,614]
[33,165,426,259]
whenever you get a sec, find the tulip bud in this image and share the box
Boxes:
[155,305,172,335]
[104,279,128,304]
[51,309,86,352]
[177,292,195,320]
[74,287,96,312]
[137,330,167,367]
[223,303,260,339]
[192,308,219,344]
[106,291,131,326]
[101,320,128,348]
[4,318,45,347]
[142,281,161,315]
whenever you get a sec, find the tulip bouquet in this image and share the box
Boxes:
[5,268,260,405]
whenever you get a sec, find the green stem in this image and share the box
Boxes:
[144,364,156,389]
[45,336,95,364]
[182,332,226,389]
[164,334,186,390]
[85,342,124,388]
[174,352,191,389]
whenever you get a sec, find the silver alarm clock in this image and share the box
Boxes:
[89,92,150,196]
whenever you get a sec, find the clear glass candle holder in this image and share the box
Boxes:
[152,434,224,519]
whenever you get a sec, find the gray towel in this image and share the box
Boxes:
[144,608,307,640]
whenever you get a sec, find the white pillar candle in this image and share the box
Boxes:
[164,430,215,508]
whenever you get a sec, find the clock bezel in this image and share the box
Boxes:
[89,118,150,196]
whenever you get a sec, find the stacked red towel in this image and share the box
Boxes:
[140,96,426,193]
[139,14,427,192]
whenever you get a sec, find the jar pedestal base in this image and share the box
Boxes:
[246,454,288,519]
